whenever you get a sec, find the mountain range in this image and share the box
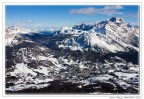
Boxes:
[5,17,139,94]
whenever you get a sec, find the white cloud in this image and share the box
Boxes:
[70,7,97,15]
[21,20,33,24]
[104,5,123,9]
[27,20,33,23]
[70,5,123,16]
[100,9,123,16]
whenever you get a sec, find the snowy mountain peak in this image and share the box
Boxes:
[59,26,73,34]
[56,17,139,53]
[6,17,139,52]
[7,25,19,30]
[5,26,34,46]
[109,17,124,24]
[73,23,93,31]
[6,25,32,34]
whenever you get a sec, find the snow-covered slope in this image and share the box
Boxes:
[6,25,32,34]
[57,17,139,53]
[5,26,34,46]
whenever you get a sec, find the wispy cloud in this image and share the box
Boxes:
[74,20,98,25]
[127,12,139,18]
[70,7,97,15]
[27,20,33,23]
[104,5,123,9]
[20,20,46,28]
[18,20,45,29]
[127,14,138,18]
[70,5,123,16]
[18,20,62,29]
[21,20,33,24]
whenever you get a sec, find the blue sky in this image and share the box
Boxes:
[5,5,139,30]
